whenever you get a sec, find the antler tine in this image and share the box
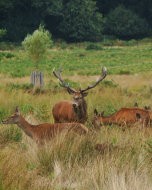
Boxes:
[81,67,107,92]
[53,69,77,93]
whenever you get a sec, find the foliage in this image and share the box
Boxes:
[59,0,104,42]
[0,29,6,40]
[0,52,15,59]
[22,25,52,68]
[0,0,152,42]
[104,6,150,39]
[32,0,63,17]
[86,43,103,50]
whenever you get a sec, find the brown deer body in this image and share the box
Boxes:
[93,108,150,129]
[52,98,87,123]
[2,108,88,144]
[52,67,107,123]
[134,103,152,123]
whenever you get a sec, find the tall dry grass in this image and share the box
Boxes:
[0,75,152,189]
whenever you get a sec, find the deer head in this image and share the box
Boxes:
[53,67,107,102]
[92,109,104,129]
[2,107,21,124]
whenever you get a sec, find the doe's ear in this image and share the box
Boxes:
[94,109,98,116]
[144,106,151,110]
[100,111,104,116]
[134,102,138,107]
[15,106,20,115]
[136,113,141,120]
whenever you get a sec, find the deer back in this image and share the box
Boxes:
[27,122,89,144]
[93,108,150,128]
[52,101,77,122]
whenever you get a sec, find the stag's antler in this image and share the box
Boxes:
[53,69,77,94]
[81,67,107,93]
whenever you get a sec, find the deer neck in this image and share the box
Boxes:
[17,116,34,138]
[76,99,87,121]
[101,115,115,124]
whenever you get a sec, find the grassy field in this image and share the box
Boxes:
[0,38,152,77]
[0,39,152,189]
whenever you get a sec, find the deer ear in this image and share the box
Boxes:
[144,106,151,110]
[134,102,138,107]
[100,111,104,116]
[82,92,88,97]
[136,113,141,119]
[94,109,98,116]
[15,106,20,115]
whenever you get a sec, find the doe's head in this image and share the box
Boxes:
[92,109,104,129]
[2,107,20,124]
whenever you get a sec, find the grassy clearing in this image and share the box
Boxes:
[0,80,152,189]
[0,39,152,77]
[0,40,152,189]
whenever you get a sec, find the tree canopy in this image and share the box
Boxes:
[0,0,151,42]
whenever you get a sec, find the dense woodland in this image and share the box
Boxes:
[0,0,152,42]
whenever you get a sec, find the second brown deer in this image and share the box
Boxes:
[92,107,151,129]
[134,102,152,124]
[52,67,107,123]
[2,107,88,144]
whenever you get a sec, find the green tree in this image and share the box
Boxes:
[32,0,63,17]
[104,5,150,39]
[22,25,52,68]
[59,0,104,42]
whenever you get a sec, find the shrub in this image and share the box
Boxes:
[22,25,53,68]
[86,43,103,50]
[119,70,131,75]
[0,52,15,59]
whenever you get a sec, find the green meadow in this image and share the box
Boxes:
[0,39,152,190]
[0,39,152,78]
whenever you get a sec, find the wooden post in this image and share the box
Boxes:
[31,71,44,88]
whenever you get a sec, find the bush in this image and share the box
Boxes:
[22,25,53,68]
[104,5,150,39]
[0,52,15,59]
[86,43,103,50]
[119,70,131,75]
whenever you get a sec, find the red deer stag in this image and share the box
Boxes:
[52,67,107,123]
[92,108,150,129]
[2,107,88,144]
